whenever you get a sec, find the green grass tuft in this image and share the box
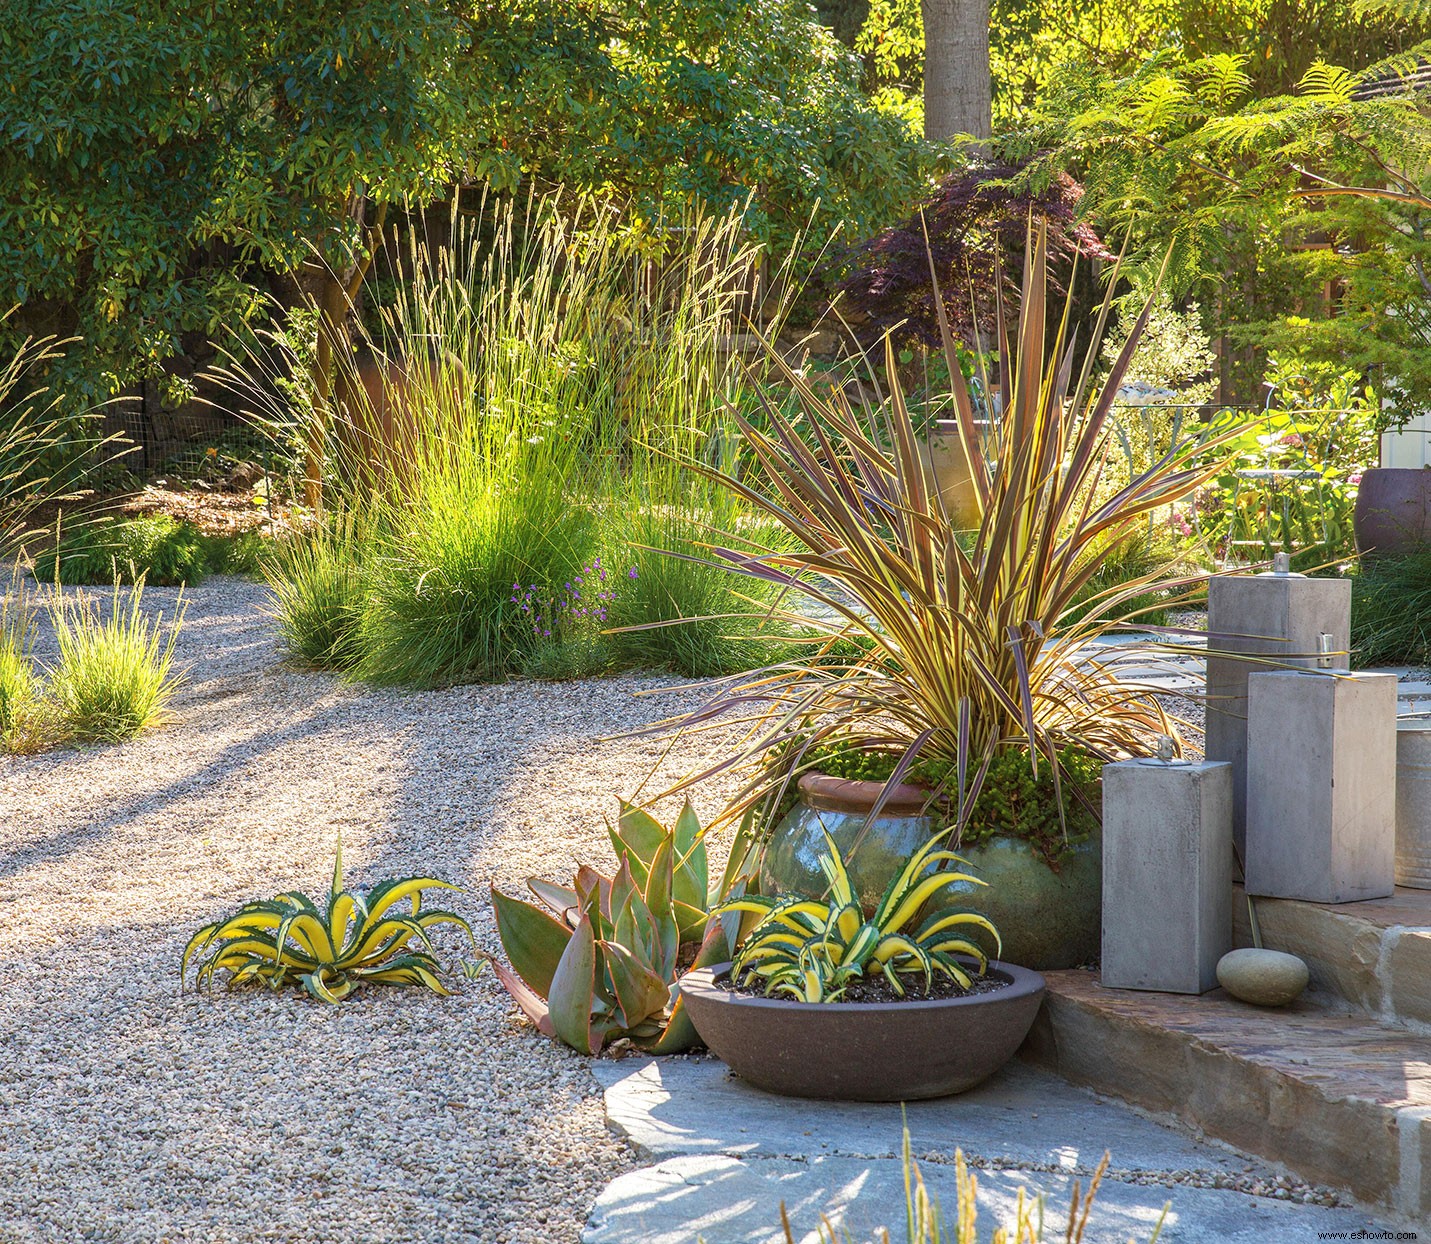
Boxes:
[603,492,802,678]
[0,586,56,752]
[261,517,368,671]
[46,581,184,742]
[1351,547,1431,668]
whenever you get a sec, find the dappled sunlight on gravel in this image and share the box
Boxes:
[0,577,739,1243]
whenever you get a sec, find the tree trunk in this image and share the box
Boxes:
[301,198,388,512]
[921,0,991,142]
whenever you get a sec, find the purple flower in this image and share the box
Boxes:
[628,566,639,579]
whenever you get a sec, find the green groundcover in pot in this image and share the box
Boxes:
[761,771,1100,970]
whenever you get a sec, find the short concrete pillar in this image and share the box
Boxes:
[1206,569,1351,856]
[1102,759,1234,993]
[1396,720,1431,889]
[1245,671,1398,903]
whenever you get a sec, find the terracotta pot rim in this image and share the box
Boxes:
[796,769,937,815]
[679,960,1046,1015]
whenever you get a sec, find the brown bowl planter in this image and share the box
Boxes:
[678,961,1046,1101]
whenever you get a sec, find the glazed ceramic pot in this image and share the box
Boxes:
[761,771,1102,970]
[679,960,1046,1101]
[1354,467,1431,556]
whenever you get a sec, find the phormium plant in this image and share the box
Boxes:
[643,222,1240,847]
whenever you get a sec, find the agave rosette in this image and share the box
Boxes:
[490,799,741,1054]
[718,830,1001,1002]
[181,842,474,1003]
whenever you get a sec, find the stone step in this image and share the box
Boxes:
[1233,883,1431,1029]
[583,1058,1398,1244]
[1022,969,1431,1222]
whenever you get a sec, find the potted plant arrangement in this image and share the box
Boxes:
[679,829,1045,1100]
[641,226,1237,971]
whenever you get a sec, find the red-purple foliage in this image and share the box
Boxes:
[835,161,1112,350]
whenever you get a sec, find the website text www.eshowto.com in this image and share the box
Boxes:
[1316,1232,1419,1241]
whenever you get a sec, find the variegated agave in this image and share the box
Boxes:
[180,841,475,1003]
[490,799,740,1054]
[717,831,1000,1003]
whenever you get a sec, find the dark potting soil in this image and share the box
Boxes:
[716,968,1012,1004]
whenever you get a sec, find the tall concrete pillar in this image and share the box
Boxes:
[1206,561,1351,856]
[1244,670,1398,903]
[1395,720,1431,889]
[1102,758,1233,993]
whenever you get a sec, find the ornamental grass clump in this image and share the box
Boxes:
[261,511,369,671]
[0,326,104,561]
[0,583,53,752]
[647,224,1238,841]
[46,580,184,743]
[218,196,809,685]
[181,841,476,1003]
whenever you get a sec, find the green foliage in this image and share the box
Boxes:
[2,0,932,413]
[34,514,264,587]
[40,515,195,586]
[999,33,1431,412]
[466,1,935,251]
[805,743,1103,863]
[206,530,264,576]
[1197,358,1377,567]
[2,0,469,408]
[45,580,183,743]
[1351,547,1431,668]
[489,801,732,1054]
[181,841,475,1003]
[855,0,1428,130]
[719,831,1001,1002]
[261,517,369,672]
[961,746,1103,859]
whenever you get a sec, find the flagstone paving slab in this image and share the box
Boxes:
[582,1057,1403,1243]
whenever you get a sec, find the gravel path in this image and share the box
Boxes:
[0,577,740,1244]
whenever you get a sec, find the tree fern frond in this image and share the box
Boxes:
[1298,60,1359,104]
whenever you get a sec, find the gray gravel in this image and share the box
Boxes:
[0,577,741,1244]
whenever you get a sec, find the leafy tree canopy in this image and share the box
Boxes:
[0,0,933,407]
[998,33,1431,418]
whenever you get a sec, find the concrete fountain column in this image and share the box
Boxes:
[1205,554,1352,857]
[1101,744,1234,994]
[1244,669,1399,903]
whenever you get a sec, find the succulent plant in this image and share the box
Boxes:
[490,799,731,1054]
[717,831,1000,1003]
[180,841,476,1003]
